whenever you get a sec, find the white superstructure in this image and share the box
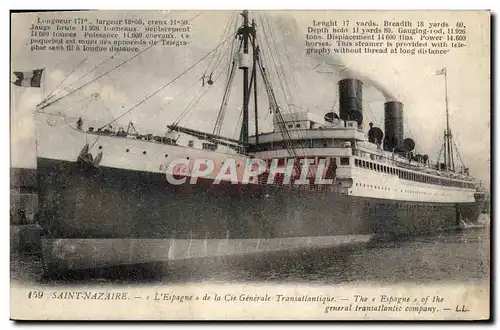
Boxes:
[252,111,477,203]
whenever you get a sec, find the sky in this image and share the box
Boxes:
[10,10,490,186]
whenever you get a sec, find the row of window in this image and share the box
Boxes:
[371,203,450,210]
[354,182,455,197]
[353,158,474,189]
[355,182,390,191]
[259,138,350,151]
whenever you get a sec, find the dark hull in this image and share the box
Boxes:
[37,157,484,240]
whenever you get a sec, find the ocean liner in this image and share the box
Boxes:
[33,11,485,272]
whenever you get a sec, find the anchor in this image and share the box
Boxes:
[77,144,103,171]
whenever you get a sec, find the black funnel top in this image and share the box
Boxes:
[338,79,363,126]
[383,101,404,151]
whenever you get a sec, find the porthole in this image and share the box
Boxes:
[143,151,147,155]
[126,149,130,152]
[165,154,168,157]
[98,146,103,150]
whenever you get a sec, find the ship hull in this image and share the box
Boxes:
[37,157,484,272]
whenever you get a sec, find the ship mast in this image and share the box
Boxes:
[171,10,298,158]
[252,19,259,145]
[437,67,455,172]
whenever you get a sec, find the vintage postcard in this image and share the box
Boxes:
[10,9,491,320]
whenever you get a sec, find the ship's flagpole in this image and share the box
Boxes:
[444,68,450,135]
[34,66,47,112]
[41,66,46,101]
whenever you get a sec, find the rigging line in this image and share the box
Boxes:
[56,13,180,105]
[403,117,421,155]
[98,94,117,123]
[39,44,157,111]
[173,62,229,126]
[212,35,235,74]
[40,12,203,111]
[259,16,294,116]
[259,14,308,148]
[44,12,180,104]
[258,15,289,103]
[137,77,200,127]
[173,86,206,124]
[173,76,207,123]
[330,99,338,114]
[169,40,235,125]
[278,24,304,108]
[213,56,238,135]
[263,15,298,110]
[436,142,444,167]
[187,11,203,23]
[363,101,380,128]
[175,81,215,125]
[257,59,301,160]
[231,14,240,57]
[223,31,241,84]
[259,26,291,117]
[180,87,211,122]
[214,15,239,73]
[213,41,242,135]
[204,12,236,76]
[43,56,88,103]
[78,94,94,118]
[233,106,244,139]
[452,139,466,168]
[255,15,301,157]
[178,40,240,129]
[46,93,90,117]
[43,52,119,104]
[177,64,230,126]
[259,14,300,146]
[101,33,235,130]
[211,34,236,87]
